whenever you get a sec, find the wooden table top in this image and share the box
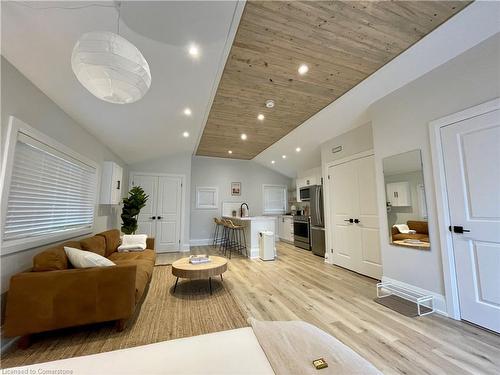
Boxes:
[172,256,228,279]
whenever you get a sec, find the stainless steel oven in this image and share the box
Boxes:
[293,215,310,250]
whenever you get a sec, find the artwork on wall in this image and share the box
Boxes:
[231,182,241,196]
[196,186,218,209]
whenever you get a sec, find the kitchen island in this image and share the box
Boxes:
[222,216,276,259]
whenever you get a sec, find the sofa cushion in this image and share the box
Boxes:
[32,241,81,271]
[108,249,156,265]
[407,220,428,235]
[113,259,153,302]
[80,236,106,257]
[97,229,122,257]
[64,247,116,268]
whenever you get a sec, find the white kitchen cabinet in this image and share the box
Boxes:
[99,161,123,205]
[386,181,411,207]
[278,216,294,243]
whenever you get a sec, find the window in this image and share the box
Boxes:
[262,185,287,215]
[1,117,98,254]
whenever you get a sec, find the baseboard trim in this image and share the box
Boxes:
[381,276,448,317]
[189,239,212,246]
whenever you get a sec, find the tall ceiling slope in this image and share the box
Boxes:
[1,1,242,164]
[196,0,470,160]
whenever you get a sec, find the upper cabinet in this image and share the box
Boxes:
[100,161,123,205]
[386,181,411,207]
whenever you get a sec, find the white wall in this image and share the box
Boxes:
[190,156,291,243]
[370,33,500,297]
[0,57,127,293]
[321,122,373,164]
[127,152,192,250]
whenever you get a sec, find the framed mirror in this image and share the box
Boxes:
[383,150,430,250]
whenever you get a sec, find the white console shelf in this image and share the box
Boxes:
[376,281,434,316]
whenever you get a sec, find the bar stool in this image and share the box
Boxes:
[212,217,224,247]
[223,219,247,259]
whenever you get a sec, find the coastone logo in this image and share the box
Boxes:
[1,369,74,375]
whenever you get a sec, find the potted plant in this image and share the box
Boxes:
[121,186,149,234]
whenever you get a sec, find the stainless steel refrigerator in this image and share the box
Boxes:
[310,185,326,257]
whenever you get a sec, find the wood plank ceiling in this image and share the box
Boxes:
[196,1,470,159]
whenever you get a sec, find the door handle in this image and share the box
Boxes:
[354,219,360,224]
[450,225,470,234]
[344,219,354,223]
[151,216,156,220]
[157,216,162,220]
[117,180,121,190]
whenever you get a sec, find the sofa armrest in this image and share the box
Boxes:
[146,237,155,250]
[4,264,137,337]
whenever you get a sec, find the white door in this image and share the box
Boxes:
[329,161,359,272]
[156,176,182,251]
[328,155,382,279]
[132,174,157,237]
[356,155,382,278]
[130,173,183,253]
[441,108,500,333]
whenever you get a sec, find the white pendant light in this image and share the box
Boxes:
[71,31,151,104]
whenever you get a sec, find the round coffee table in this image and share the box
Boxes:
[171,256,228,295]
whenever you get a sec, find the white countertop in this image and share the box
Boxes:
[223,216,277,221]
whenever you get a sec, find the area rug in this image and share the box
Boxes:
[1,265,247,368]
[374,295,432,317]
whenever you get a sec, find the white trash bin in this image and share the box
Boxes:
[259,231,276,261]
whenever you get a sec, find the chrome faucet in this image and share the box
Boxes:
[240,203,249,217]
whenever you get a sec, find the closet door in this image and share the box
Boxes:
[156,176,182,251]
[355,155,382,279]
[328,154,381,279]
[131,174,157,237]
[328,162,361,272]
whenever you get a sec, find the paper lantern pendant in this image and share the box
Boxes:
[71,31,151,104]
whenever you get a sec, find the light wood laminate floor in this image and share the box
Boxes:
[184,242,500,375]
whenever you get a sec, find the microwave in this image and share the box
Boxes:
[299,186,311,201]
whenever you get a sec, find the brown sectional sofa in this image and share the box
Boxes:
[391,220,429,242]
[3,229,156,339]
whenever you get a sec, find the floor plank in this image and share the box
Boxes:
[188,241,500,375]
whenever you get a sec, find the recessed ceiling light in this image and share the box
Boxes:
[183,108,192,116]
[298,64,309,75]
[241,133,247,140]
[257,114,265,121]
[271,160,275,164]
[282,155,287,159]
[188,44,199,57]
[296,147,301,152]
[182,131,189,138]
[228,150,233,154]
[265,100,275,108]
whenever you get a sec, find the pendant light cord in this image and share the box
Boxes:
[116,1,122,36]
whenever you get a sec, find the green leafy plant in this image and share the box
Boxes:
[121,186,149,234]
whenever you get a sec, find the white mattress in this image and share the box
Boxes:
[10,328,275,375]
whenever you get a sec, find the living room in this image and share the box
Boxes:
[1,1,500,374]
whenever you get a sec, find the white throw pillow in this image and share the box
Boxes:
[64,247,115,268]
[118,234,148,252]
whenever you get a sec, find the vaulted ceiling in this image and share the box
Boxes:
[196,0,470,160]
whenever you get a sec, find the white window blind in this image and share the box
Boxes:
[3,133,97,244]
[263,185,286,214]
